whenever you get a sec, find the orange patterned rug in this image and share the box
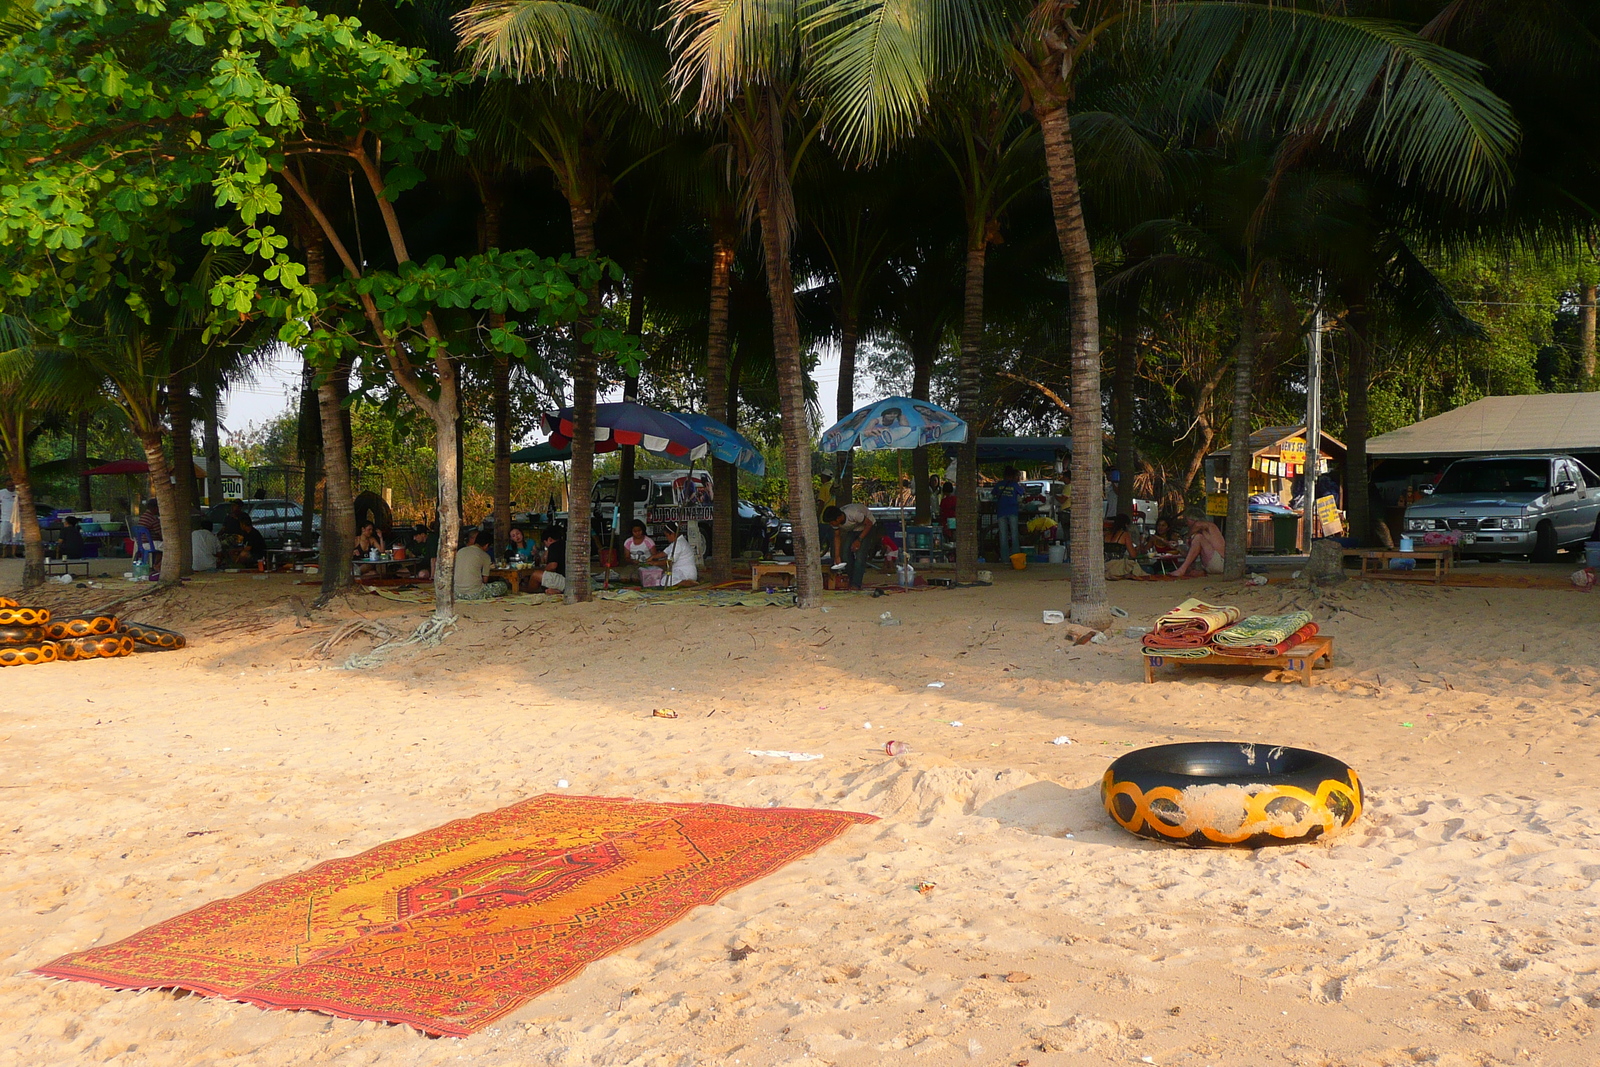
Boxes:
[35,795,875,1036]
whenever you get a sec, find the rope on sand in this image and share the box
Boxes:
[339,613,457,670]
[307,614,457,670]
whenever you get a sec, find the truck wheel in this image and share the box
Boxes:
[1533,521,1558,563]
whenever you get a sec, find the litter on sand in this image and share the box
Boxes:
[926,681,945,688]
[1052,736,1075,745]
[748,750,824,762]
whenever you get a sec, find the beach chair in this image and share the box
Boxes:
[132,525,158,568]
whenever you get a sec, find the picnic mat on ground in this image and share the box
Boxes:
[599,587,798,607]
[1145,598,1241,647]
[35,795,875,1036]
[1211,611,1314,648]
[1213,621,1320,658]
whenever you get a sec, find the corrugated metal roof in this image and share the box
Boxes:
[1366,393,1600,458]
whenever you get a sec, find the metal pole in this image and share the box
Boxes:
[1303,276,1324,551]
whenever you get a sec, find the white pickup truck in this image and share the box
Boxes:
[1403,454,1600,562]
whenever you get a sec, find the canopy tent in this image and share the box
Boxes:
[85,459,210,477]
[975,437,1071,463]
[1366,393,1600,459]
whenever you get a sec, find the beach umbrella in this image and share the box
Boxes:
[667,413,766,476]
[542,402,709,461]
[819,396,967,453]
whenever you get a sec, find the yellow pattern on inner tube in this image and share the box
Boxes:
[0,642,58,666]
[58,634,135,660]
[123,622,185,649]
[0,607,50,627]
[1101,768,1363,845]
[45,615,118,639]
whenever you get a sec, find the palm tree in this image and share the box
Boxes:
[812,0,1518,624]
[664,0,829,607]
[457,0,669,602]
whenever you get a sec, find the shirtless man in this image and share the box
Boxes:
[1175,517,1225,577]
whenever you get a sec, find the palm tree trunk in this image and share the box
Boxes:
[138,430,182,584]
[615,276,646,557]
[1038,105,1108,627]
[1113,299,1138,516]
[1223,295,1258,579]
[167,368,194,577]
[955,240,985,584]
[432,361,462,617]
[315,360,356,604]
[911,334,934,523]
[297,358,321,544]
[1343,281,1372,546]
[4,417,44,589]
[707,221,736,580]
[492,347,512,556]
[751,91,822,607]
[202,380,223,506]
[836,313,859,507]
[74,412,92,511]
[1579,281,1596,387]
[564,198,601,603]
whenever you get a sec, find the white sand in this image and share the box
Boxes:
[2,566,1597,1066]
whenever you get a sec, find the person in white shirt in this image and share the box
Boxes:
[454,529,509,600]
[191,521,222,572]
[650,524,698,587]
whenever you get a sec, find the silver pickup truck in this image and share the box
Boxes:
[1403,454,1600,562]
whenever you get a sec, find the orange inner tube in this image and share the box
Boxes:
[58,634,135,660]
[0,642,58,666]
[45,615,119,639]
[0,607,50,627]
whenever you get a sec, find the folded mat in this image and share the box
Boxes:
[1153,598,1241,638]
[1211,611,1314,648]
[1212,622,1319,658]
[1141,645,1213,659]
[1143,630,1214,650]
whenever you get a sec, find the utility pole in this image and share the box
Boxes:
[1302,277,1323,551]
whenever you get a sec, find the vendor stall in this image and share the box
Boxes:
[1205,426,1346,552]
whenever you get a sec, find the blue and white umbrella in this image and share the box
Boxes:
[819,396,968,453]
[670,413,767,476]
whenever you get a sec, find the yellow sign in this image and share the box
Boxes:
[1315,494,1343,535]
[1280,439,1307,465]
[1206,493,1228,516]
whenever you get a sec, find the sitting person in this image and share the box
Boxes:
[191,520,221,572]
[60,515,85,559]
[648,523,698,587]
[1142,517,1176,556]
[1174,516,1225,578]
[354,520,384,558]
[234,515,266,566]
[1103,513,1135,559]
[135,496,163,568]
[505,525,533,563]
[454,529,510,600]
[619,520,658,584]
[537,526,567,593]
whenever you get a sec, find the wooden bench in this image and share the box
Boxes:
[1144,635,1335,688]
[1352,547,1452,583]
[751,561,797,591]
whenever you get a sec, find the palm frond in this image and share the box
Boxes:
[1161,3,1520,205]
[456,0,668,113]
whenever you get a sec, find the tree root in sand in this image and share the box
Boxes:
[308,615,456,670]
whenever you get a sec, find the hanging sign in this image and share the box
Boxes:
[1280,439,1307,466]
[1206,493,1229,516]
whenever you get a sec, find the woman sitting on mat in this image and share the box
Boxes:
[647,524,698,587]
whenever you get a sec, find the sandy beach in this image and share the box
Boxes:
[2,565,1597,1066]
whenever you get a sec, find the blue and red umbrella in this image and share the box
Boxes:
[543,402,709,461]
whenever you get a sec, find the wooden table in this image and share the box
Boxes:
[1353,547,1452,583]
[1144,635,1335,688]
[490,567,531,593]
[751,560,797,591]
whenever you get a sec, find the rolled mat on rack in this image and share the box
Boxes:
[1211,611,1314,648]
[1151,599,1240,643]
[1140,645,1214,659]
[1215,622,1320,659]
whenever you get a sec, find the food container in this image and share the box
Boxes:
[1042,610,1065,624]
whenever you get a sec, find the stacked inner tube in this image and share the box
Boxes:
[0,609,185,665]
